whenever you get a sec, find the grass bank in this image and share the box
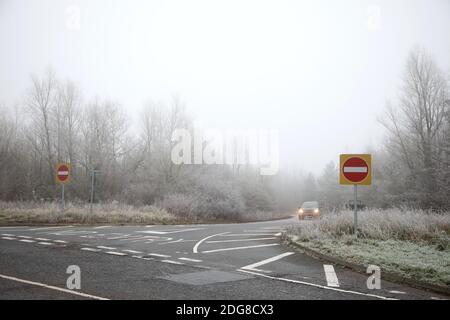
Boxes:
[0,201,289,225]
[285,209,450,289]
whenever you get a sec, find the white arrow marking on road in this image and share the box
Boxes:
[241,252,295,273]
[323,265,340,287]
[193,232,230,253]
[202,243,279,254]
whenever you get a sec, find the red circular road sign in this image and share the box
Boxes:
[56,164,70,182]
[342,157,369,183]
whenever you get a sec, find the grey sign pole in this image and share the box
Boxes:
[89,169,100,215]
[354,184,358,237]
[61,184,65,214]
[89,169,95,215]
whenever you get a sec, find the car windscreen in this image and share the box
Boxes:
[302,202,318,209]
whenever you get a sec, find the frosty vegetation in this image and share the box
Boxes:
[0,47,449,221]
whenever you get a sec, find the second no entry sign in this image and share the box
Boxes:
[339,154,371,185]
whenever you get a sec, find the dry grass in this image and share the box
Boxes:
[0,200,289,225]
[285,209,450,288]
[0,200,177,225]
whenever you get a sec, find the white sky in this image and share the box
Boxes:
[1,0,449,174]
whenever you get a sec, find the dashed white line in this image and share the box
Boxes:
[202,243,279,254]
[19,239,35,243]
[323,265,340,287]
[238,269,397,300]
[148,253,171,258]
[161,260,184,265]
[35,238,51,241]
[388,290,406,294]
[206,237,277,243]
[81,247,101,252]
[178,257,203,263]
[93,226,111,229]
[222,233,275,237]
[17,235,32,239]
[1,234,15,236]
[105,251,127,256]
[1,237,16,240]
[96,246,116,250]
[241,252,294,273]
[0,273,108,300]
[37,242,53,246]
[53,240,67,243]
[122,249,143,254]
[27,226,73,231]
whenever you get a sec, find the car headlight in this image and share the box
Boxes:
[299,208,304,214]
[314,208,319,214]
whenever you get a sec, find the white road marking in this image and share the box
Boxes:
[93,226,111,229]
[1,234,15,236]
[105,251,127,256]
[430,296,447,300]
[81,247,101,252]
[238,269,397,300]
[0,273,108,300]
[19,239,35,243]
[159,239,196,245]
[388,290,406,294]
[202,243,279,253]
[96,246,116,250]
[122,249,143,254]
[138,228,204,235]
[1,237,16,240]
[178,257,203,263]
[323,265,340,287]
[37,242,53,245]
[53,240,67,243]
[34,238,51,241]
[222,233,275,237]
[148,253,171,258]
[161,259,184,265]
[27,226,73,231]
[241,252,295,272]
[206,237,277,243]
[17,235,32,239]
[274,233,282,236]
[193,232,230,253]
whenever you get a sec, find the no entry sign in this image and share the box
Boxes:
[56,163,71,184]
[339,154,371,185]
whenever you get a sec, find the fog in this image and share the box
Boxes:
[1,0,449,174]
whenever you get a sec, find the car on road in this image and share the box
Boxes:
[298,201,320,220]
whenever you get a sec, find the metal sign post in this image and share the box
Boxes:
[56,163,71,215]
[89,169,100,215]
[353,184,357,237]
[339,154,372,237]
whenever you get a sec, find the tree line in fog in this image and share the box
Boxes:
[0,47,449,218]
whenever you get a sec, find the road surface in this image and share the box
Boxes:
[0,218,447,300]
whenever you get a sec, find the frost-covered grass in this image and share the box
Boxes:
[0,201,178,225]
[286,209,450,288]
[0,200,289,225]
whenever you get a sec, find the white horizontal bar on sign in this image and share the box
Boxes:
[58,171,69,175]
[343,167,367,173]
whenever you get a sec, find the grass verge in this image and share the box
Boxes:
[285,209,450,289]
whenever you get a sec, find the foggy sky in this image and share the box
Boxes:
[1,0,449,174]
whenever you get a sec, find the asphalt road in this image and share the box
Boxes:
[0,218,447,300]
